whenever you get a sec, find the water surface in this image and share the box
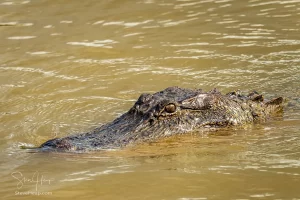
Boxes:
[0,0,300,199]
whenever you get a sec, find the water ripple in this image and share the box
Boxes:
[101,20,153,27]
[1,1,30,5]
[218,35,276,39]
[0,21,33,26]
[0,66,87,82]
[67,40,118,48]
[7,36,36,40]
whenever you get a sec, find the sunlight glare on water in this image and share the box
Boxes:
[0,0,300,199]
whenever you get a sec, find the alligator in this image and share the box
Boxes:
[39,86,283,151]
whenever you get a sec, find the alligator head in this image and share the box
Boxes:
[40,87,283,151]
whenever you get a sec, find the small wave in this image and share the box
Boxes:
[249,193,275,198]
[7,36,36,40]
[174,1,202,9]
[159,17,198,27]
[60,20,73,24]
[0,1,30,5]
[72,58,127,64]
[27,51,50,55]
[162,42,210,47]
[217,20,239,24]
[60,177,92,182]
[0,66,87,82]
[123,32,143,37]
[101,20,153,27]
[218,35,276,39]
[67,40,118,48]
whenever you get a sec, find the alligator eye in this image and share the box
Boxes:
[165,104,176,113]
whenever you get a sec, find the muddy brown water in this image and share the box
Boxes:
[0,0,300,199]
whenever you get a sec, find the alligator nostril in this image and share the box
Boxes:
[149,118,155,125]
[138,93,152,103]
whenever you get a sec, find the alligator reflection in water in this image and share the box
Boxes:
[39,86,283,152]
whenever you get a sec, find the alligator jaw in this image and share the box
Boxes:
[39,112,144,151]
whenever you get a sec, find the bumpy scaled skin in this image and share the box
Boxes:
[40,87,283,151]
